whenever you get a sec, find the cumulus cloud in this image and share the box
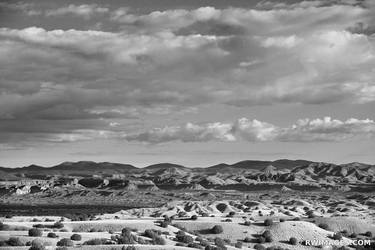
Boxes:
[125,117,375,143]
[1,1,375,149]
[45,4,109,19]
[0,2,41,16]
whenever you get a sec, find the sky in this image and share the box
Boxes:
[0,0,375,168]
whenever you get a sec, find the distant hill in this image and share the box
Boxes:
[0,160,373,181]
[207,159,314,171]
[144,163,187,170]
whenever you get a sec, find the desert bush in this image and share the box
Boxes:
[5,215,12,218]
[83,238,108,245]
[151,235,166,245]
[264,219,273,226]
[214,237,225,247]
[258,236,266,243]
[28,239,46,250]
[350,233,357,238]
[235,241,243,248]
[0,222,10,231]
[70,234,82,241]
[159,220,170,228]
[29,228,43,237]
[265,235,273,242]
[244,237,252,243]
[57,238,74,247]
[289,237,298,245]
[293,217,301,221]
[47,232,58,238]
[254,244,266,250]
[262,230,271,238]
[191,215,198,220]
[332,232,343,240]
[178,235,194,244]
[202,213,209,217]
[364,231,372,237]
[7,237,24,246]
[33,224,45,228]
[53,222,64,229]
[211,225,224,234]
[122,246,136,250]
[279,218,285,222]
[56,247,68,250]
[187,242,201,249]
[244,221,251,226]
[228,211,235,217]
[318,223,329,230]
[117,228,137,244]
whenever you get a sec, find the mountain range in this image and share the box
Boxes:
[0,160,374,190]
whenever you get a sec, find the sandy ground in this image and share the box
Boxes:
[1,194,375,250]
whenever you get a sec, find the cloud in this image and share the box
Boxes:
[125,117,375,143]
[45,4,109,19]
[0,2,41,16]
[1,1,375,149]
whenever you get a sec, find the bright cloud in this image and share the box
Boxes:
[125,117,375,143]
[45,4,109,18]
[0,0,375,151]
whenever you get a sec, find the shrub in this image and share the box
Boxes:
[279,218,285,222]
[350,233,357,238]
[289,237,298,245]
[228,211,235,217]
[244,221,251,226]
[333,232,343,240]
[159,220,170,228]
[57,238,74,247]
[211,225,223,234]
[187,242,201,249]
[191,215,198,220]
[5,215,12,218]
[258,236,266,243]
[70,234,82,241]
[244,237,252,243]
[0,222,10,231]
[318,223,329,230]
[83,238,107,245]
[56,247,69,250]
[53,222,64,229]
[264,219,273,226]
[235,241,243,248]
[29,228,43,237]
[293,217,301,221]
[265,235,273,243]
[47,232,58,238]
[152,235,166,245]
[254,244,266,250]
[117,228,137,244]
[28,239,46,250]
[178,235,194,244]
[262,230,271,238]
[33,224,44,228]
[123,246,136,250]
[364,231,372,238]
[214,237,225,247]
[7,237,24,246]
